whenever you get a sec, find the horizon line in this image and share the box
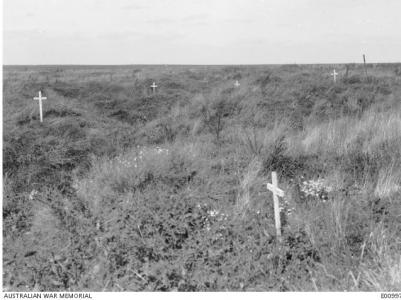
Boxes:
[4,61,401,67]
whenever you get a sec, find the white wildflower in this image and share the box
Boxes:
[29,189,38,201]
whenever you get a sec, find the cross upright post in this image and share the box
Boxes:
[266,171,285,241]
[331,69,338,83]
[33,90,47,123]
[234,80,240,87]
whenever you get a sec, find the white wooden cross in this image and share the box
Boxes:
[234,80,240,87]
[150,82,158,93]
[266,171,284,240]
[33,90,47,123]
[331,69,338,82]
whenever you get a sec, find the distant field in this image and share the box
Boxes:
[3,63,401,291]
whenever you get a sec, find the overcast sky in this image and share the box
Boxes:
[3,0,401,64]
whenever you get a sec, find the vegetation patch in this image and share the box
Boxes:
[3,64,401,291]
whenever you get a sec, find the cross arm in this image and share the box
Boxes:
[266,183,285,197]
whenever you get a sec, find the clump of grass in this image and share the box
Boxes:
[374,161,401,199]
[359,225,401,291]
[236,124,287,158]
[234,122,300,177]
[235,158,262,215]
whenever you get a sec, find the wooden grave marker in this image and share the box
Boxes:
[331,69,338,83]
[33,90,47,123]
[266,171,285,240]
[150,82,158,93]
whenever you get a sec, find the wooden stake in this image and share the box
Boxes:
[363,54,368,78]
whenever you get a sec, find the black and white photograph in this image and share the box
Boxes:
[2,0,401,295]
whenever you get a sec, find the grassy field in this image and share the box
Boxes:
[3,63,401,291]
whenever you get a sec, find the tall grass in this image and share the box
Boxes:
[301,107,401,159]
[235,158,262,214]
[296,106,401,193]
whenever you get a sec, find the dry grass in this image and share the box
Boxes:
[375,161,401,198]
[359,225,401,291]
[235,158,262,214]
[300,107,401,159]
[236,121,289,158]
